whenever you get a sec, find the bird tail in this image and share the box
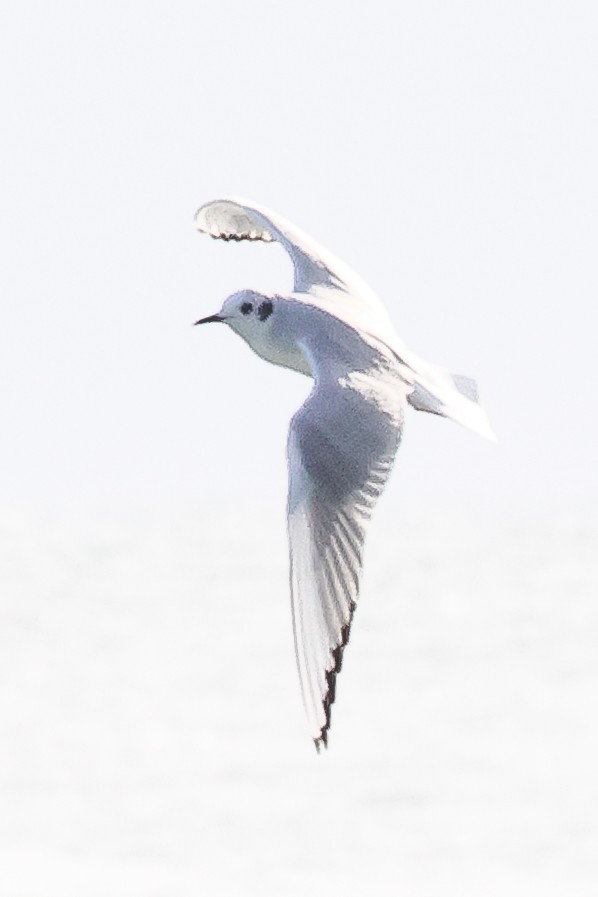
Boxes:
[405,357,496,441]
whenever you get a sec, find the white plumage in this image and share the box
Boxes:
[194,197,494,750]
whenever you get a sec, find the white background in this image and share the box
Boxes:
[1,2,597,894]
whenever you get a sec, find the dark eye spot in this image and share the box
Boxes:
[257,299,273,322]
[240,302,253,315]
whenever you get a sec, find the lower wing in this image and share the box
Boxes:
[287,374,404,750]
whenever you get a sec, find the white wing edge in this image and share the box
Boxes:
[287,441,364,753]
[194,196,391,307]
[195,197,276,243]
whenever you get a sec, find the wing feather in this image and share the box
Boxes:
[194,197,396,310]
[287,375,403,750]
[195,196,349,293]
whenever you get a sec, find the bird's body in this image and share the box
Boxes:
[194,197,494,751]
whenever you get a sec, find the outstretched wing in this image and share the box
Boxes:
[195,196,385,309]
[287,367,404,750]
[195,197,495,444]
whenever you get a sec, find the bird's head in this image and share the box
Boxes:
[194,289,311,375]
[194,289,275,342]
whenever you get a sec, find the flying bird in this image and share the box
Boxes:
[194,197,494,751]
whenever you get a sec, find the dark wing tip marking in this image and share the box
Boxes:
[209,232,265,242]
[313,598,357,754]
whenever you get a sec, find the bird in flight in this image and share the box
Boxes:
[194,197,494,752]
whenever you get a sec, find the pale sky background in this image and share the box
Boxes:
[1,0,597,515]
[2,5,598,894]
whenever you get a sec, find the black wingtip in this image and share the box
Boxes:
[314,732,328,754]
[315,598,357,753]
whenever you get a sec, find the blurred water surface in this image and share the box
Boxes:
[0,504,597,896]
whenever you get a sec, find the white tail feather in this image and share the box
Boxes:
[406,358,496,442]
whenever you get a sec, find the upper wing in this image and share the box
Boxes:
[195,198,495,443]
[195,196,345,293]
[194,197,389,316]
[287,367,404,750]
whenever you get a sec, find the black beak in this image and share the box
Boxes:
[193,313,223,326]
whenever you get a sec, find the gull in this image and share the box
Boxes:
[194,197,494,751]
